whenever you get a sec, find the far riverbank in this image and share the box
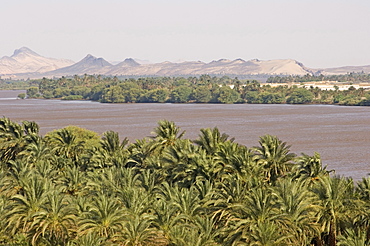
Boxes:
[1,90,369,180]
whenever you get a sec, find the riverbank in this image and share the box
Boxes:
[0,90,369,180]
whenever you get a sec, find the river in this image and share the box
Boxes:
[1,90,369,180]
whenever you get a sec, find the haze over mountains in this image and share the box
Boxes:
[1,47,370,79]
[0,47,74,75]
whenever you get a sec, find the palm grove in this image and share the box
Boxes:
[12,74,370,105]
[1,117,370,245]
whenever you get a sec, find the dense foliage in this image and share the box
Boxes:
[11,74,370,106]
[267,73,370,83]
[1,117,370,245]
[0,78,39,90]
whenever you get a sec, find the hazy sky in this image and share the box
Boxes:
[1,0,370,68]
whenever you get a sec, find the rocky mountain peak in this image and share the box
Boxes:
[82,54,96,60]
[118,58,140,67]
[0,47,74,76]
[80,55,111,67]
[12,47,39,57]
[231,58,247,64]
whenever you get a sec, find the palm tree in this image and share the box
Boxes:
[168,215,222,246]
[249,220,291,246]
[0,194,11,242]
[120,214,166,246]
[137,169,164,196]
[101,131,128,151]
[166,224,198,246]
[338,228,370,246]
[3,159,33,197]
[0,118,40,163]
[78,193,126,241]
[57,165,89,196]
[94,130,129,168]
[356,177,370,201]
[93,166,140,195]
[272,178,320,245]
[226,186,280,245]
[31,190,76,245]
[19,135,53,165]
[70,195,92,221]
[67,232,107,246]
[126,138,159,168]
[22,120,40,136]
[119,187,150,217]
[151,120,185,147]
[0,117,27,162]
[170,185,203,220]
[314,176,356,246]
[162,139,214,187]
[216,141,261,182]
[294,152,333,186]
[253,135,296,183]
[354,177,370,240]
[193,127,234,156]
[48,128,84,165]
[34,159,59,182]
[217,176,252,206]
[5,174,50,241]
[193,215,222,246]
[152,198,183,242]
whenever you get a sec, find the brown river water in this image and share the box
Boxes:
[1,90,369,180]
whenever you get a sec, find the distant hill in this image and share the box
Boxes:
[0,47,74,75]
[100,58,313,77]
[319,65,370,75]
[1,47,370,79]
[42,54,112,77]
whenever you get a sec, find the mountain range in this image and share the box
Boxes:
[1,47,370,79]
[0,47,74,76]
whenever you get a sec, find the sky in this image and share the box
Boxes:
[1,0,370,68]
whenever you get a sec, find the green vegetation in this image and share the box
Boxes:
[0,77,39,90]
[2,74,370,105]
[17,93,26,99]
[286,88,314,104]
[26,87,40,98]
[266,72,370,83]
[1,117,370,245]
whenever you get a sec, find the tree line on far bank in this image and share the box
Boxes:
[1,117,370,245]
[14,74,370,106]
[267,72,370,83]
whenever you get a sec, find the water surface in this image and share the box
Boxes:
[1,90,369,179]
